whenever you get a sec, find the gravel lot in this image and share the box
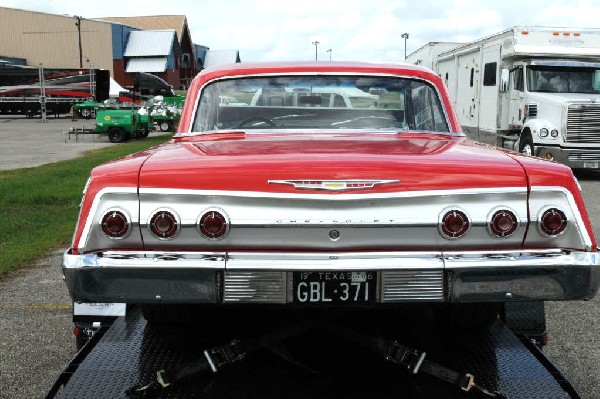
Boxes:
[0,116,598,398]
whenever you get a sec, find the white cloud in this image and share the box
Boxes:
[1,0,600,62]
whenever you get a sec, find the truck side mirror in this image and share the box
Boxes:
[500,69,510,93]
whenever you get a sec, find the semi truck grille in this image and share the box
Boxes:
[527,104,538,118]
[381,270,444,302]
[566,104,600,144]
[568,151,600,162]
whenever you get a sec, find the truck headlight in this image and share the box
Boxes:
[539,128,549,138]
[550,129,559,138]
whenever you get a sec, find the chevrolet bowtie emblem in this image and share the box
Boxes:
[268,179,399,191]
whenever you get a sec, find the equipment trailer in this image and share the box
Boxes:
[46,303,581,399]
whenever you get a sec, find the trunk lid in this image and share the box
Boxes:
[139,132,527,192]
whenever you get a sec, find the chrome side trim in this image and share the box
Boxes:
[138,186,527,201]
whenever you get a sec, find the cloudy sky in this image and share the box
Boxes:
[1,0,599,62]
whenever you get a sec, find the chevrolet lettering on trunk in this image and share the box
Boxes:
[62,61,599,329]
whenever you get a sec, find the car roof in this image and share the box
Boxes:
[197,61,438,82]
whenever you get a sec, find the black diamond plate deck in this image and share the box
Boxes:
[54,307,577,399]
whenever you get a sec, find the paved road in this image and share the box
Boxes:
[0,115,113,170]
[0,117,598,398]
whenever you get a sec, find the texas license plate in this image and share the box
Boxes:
[293,271,377,304]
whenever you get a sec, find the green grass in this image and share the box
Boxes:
[0,135,172,279]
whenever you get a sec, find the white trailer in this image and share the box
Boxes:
[405,42,464,70]
[433,26,600,169]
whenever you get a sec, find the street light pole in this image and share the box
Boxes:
[312,40,320,61]
[74,16,83,68]
[401,33,409,61]
[327,49,332,61]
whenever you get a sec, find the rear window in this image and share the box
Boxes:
[192,75,449,133]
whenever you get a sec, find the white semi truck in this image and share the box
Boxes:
[409,27,600,170]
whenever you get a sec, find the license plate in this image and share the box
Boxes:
[293,271,376,304]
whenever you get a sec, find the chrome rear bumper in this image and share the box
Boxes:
[62,249,600,304]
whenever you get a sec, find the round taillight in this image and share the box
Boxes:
[198,209,229,239]
[440,209,470,239]
[101,209,130,239]
[489,209,519,238]
[539,208,567,236]
[149,210,180,240]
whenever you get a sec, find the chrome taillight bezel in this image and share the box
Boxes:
[439,207,471,240]
[487,208,519,238]
[148,208,181,240]
[100,208,131,240]
[538,207,568,237]
[197,207,230,240]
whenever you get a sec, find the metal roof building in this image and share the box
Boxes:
[204,50,242,69]
[123,30,181,78]
[123,30,180,58]
[100,15,197,88]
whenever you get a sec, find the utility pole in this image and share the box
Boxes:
[312,40,320,61]
[75,16,83,68]
[401,33,409,61]
[327,49,332,61]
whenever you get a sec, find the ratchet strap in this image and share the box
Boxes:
[125,312,342,397]
[324,322,505,398]
[127,315,504,398]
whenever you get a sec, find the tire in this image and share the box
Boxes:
[80,108,91,119]
[108,127,126,143]
[159,121,171,132]
[519,133,534,156]
[435,303,502,330]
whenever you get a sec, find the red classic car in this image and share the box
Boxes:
[63,62,599,328]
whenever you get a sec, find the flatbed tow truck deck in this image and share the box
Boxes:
[47,305,580,399]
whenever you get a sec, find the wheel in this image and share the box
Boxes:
[519,134,534,156]
[80,108,91,119]
[435,303,502,330]
[139,130,150,138]
[237,116,276,128]
[108,127,126,143]
[159,121,171,132]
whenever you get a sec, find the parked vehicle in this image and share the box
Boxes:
[408,26,600,170]
[95,108,145,143]
[0,67,109,117]
[68,100,154,143]
[150,97,181,132]
[62,61,599,330]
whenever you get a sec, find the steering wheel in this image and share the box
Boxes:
[237,116,276,128]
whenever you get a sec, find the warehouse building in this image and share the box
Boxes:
[0,6,240,90]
